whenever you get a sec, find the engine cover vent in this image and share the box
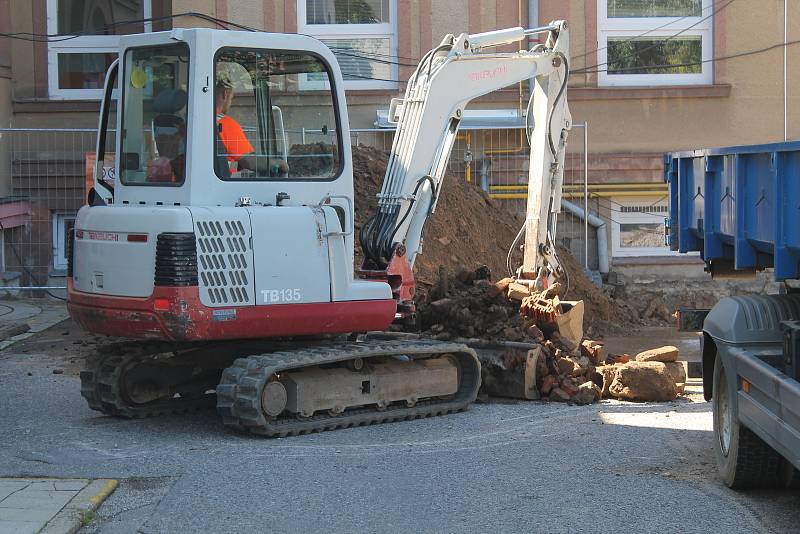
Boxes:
[194,216,254,306]
[155,233,198,287]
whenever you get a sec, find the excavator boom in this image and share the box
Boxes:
[360,21,571,288]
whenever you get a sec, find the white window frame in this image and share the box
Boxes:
[597,0,713,87]
[610,196,686,258]
[46,0,152,100]
[52,212,76,270]
[297,0,398,90]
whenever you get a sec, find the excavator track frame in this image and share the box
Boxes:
[80,342,221,418]
[216,340,481,437]
[79,339,302,418]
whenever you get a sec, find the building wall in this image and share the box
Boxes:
[544,0,800,151]
[4,1,798,137]
[1,0,799,279]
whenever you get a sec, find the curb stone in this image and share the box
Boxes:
[40,479,118,534]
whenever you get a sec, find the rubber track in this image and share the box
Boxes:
[216,340,481,437]
[80,342,217,418]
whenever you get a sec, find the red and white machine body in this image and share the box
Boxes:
[68,23,571,343]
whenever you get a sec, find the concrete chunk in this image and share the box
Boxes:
[635,345,679,362]
[609,361,678,401]
[664,361,688,395]
[507,282,531,301]
[572,381,601,405]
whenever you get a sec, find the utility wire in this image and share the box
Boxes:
[575,37,800,75]
[2,6,791,83]
[0,12,248,41]
[572,0,722,61]
[576,0,737,74]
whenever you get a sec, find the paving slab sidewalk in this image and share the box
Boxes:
[0,478,117,534]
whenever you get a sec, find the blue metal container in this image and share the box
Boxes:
[665,142,800,280]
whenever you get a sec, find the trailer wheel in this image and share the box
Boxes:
[712,356,780,489]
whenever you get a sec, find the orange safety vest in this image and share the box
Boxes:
[217,114,254,166]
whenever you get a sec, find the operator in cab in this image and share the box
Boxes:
[215,72,289,178]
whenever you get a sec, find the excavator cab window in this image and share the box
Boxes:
[119,43,189,186]
[214,48,341,181]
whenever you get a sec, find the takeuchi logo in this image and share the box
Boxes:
[469,65,508,82]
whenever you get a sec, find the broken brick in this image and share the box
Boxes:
[581,340,605,365]
[606,353,630,365]
[540,374,555,395]
[557,358,575,377]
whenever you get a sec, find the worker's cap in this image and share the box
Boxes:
[215,70,234,89]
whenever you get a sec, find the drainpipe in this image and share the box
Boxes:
[528,0,539,40]
[479,158,491,192]
[784,0,788,141]
[527,0,539,98]
[561,198,609,274]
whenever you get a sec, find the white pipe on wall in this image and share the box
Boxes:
[527,0,539,97]
[561,198,610,275]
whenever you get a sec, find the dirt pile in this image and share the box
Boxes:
[350,145,640,334]
[414,271,684,404]
[352,145,520,286]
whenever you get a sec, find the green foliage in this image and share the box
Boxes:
[608,37,702,74]
[81,510,96,526]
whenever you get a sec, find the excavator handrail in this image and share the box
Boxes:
[318,194,354,237]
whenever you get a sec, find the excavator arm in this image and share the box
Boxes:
[359,21,571,302]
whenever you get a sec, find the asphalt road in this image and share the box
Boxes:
[0,325,798,533]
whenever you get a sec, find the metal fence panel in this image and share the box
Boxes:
[0,125,592,290]
[0,128,111,290]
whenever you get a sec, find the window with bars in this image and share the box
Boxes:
[597,0,713,87]
[610,196,677,257]
[620,204,669,213]
[297,0,397,90]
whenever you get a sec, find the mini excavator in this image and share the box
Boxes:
[70,21,571,436]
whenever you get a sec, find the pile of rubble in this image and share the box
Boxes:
[348,145,685,404]
[598,345,687,402]
[418,271,685,404]
[352,145,521,288]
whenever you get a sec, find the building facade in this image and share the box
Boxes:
[0,0,797,285]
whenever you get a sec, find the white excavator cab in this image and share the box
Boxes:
[74,29,393,336]
[94,30,349,209]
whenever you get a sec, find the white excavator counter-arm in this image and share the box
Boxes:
[359,21,571,285]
